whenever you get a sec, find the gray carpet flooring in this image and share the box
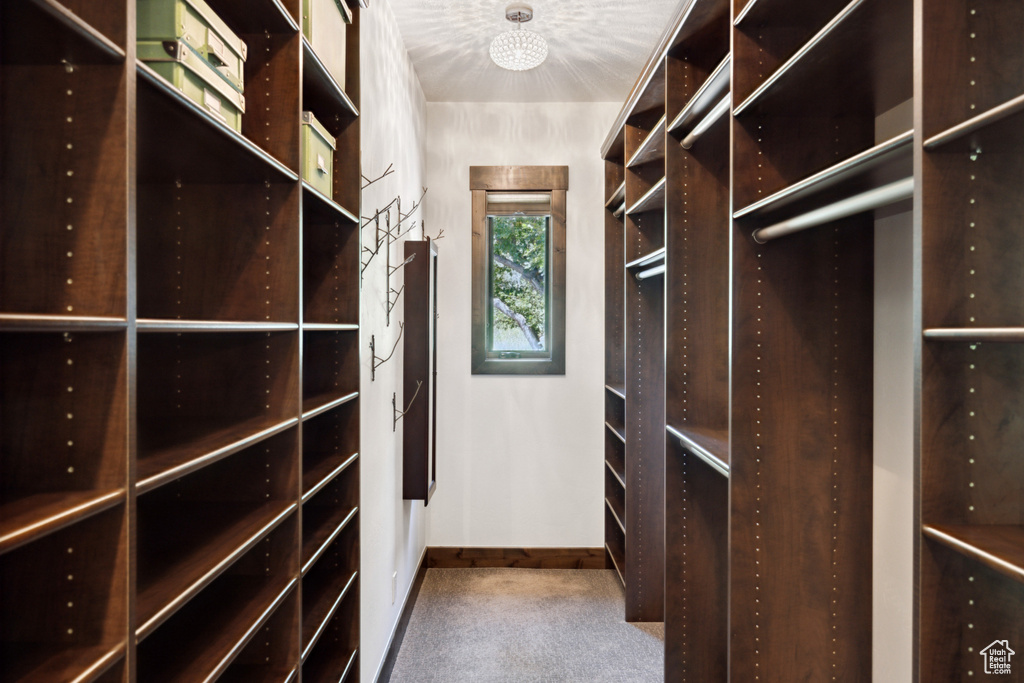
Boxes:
[387,568,664,683]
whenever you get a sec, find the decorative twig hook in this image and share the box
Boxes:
[362,163,395,189]
[393,381,423,432]
[370,322,404,381]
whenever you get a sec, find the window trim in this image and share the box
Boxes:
[471,165,567,375]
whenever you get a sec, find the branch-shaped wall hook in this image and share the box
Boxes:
[361,163,394,189]
[370,321,404,381]
[389,252,416,276]
[393,380,423,432]
[425,226,445,241]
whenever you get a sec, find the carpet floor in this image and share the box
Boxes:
[387,568,664,683]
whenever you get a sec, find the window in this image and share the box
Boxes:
[471,166,567,375]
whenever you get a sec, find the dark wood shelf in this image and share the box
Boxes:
[0,642,125,683]
[0,314,127,332]
[734,130,913,219]
[625,246,667,271]
[604,421,626,444]
[606,498,626,535]
[302,181,359,225]
[203,0,299,34]
[138,417,298,494]
[734,0,910,118]
[626,115,667,168]
[302,391,359,421]
[668,54,730,135]
[924,328,1024,343]
[137,502,297,640]
[605,181,626,209]
[605,384,626,400]
[924,92,1024,151]
[0,489,124,555]
[138,575,296,682]
[605,459,626,489]
[604,538,625,588]
[4,0,126,65]
[667,424,730,477]
[137,320,299,333]
[302,507,358,575]
[302,37,359,120]
[136,62,298,184]
[923,524,1024,585]
[625,176,667,216]
[303,452,359,503]
[733,0,849,30]
[301,570,358,660]
[303,323,359,332]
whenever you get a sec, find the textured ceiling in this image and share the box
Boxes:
[384,0,682,102]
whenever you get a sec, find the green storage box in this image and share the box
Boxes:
[140,40,246,132]
[138,0,247,94]
[301,111,336,197]
[302,0,351,90]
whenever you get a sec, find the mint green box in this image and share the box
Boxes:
[140,40,246,132]
[302,0,351,90]
[301,111,336,198]
[138,0,247,94]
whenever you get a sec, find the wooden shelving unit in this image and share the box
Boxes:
[919,0,1024,678]
[0,1,361,680]
[604,0,917,678]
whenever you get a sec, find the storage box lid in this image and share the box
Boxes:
[139,40,246,113]
[301,111,337,151]
[139,0,248,61]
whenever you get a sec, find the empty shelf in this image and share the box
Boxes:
[625,177,667,215]
[4,642,125,683]
[303,391,360,421]
[302,181,359,225]
[302,507,358,575]
[0,314,127,332]
[735,130,913,219]
[925,91,1024,150]
[138,320,298,333]
[137,502,297,640]
[605,460,626,489]
[923,524,1024,584]
[302,38,359,119]
[303,452,359,502]
[138,417,299,494]
[605,181,626,209]
[667,424,729,477]
[605,421,626,443]
[605,384,626,400]
[625,247,667,271]
[0,489,125,555]
[302,571,358,661]
[627,115,667,168]
[605,498,626,534]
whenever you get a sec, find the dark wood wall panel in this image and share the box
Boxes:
[730,215,873,680]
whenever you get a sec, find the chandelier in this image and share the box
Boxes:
[489,4,548,72]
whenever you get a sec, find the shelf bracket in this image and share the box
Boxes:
[393,380,423,432]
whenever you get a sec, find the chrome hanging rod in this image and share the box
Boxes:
[635,264,666,280]
[751,177,913,244]
[680,94,731,150]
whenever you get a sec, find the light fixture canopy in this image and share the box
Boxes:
[489,3,548,72]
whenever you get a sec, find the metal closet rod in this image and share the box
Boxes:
[751,177,914,244]
[635,264,666,280]
[680,94,731,150]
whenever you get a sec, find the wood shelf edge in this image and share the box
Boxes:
[923,524,1024,584]
[604,543,625,587]
[924,328,1024,343]
[302,391,360,421]
[733,129,913,219]
[924,91,1024,150]
[605,498,626,534]
[604,421,626,444]
[0,314,127,332]
[733,0,865,116]
[301,506,359,576]
[0,489,126,556]
[605,384,626,400]
[668,53,731,134]
[303,452,360,502]
[666,424,730,477]
[136,502,297,641]
[605,181,626,209]
[302,181,359,224]
[301,37,359,118]
[605,459,626,489]
[137,319,299,333]
[30,0,126,61]
[625,176,667,215]
[138,417,300,494]
[301,570,359,662]
[626,115,667,168]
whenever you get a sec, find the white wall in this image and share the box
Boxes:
[359,4,427,681]
[423,101,620,548]
[873,100,915,682]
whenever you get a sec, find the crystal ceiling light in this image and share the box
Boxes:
[489,4,548,72]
